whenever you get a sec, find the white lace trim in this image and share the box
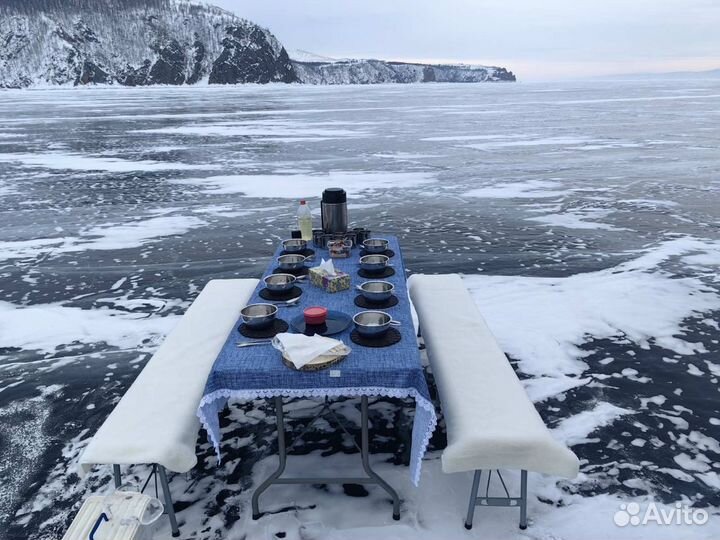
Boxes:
[197,387,437,486]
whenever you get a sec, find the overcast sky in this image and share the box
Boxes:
[212,0,720,80]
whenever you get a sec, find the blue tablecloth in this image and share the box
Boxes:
[197,236,437,485]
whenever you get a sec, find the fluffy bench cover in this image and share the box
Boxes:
[80,278,259,474]
[408,274,579,478]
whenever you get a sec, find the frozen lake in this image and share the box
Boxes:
[1,81,719,539]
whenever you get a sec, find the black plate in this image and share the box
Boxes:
[350,327,402,348]
[281,248,315,258]
[290,310,352,336]
[358,267,396,279]
[259,286,303,301]
[273,266,310,277]
[354,294,399,309]
[238,319,289,339]
[360,249,395,258]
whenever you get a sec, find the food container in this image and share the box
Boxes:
[264,273,296,293]
[359,254,390,273]
[241,303,278,329]
[277,254,310,271]
[282,239,307,253]
[362,238,389,254]
[352,310,401,337]
[328,239,352,258]
[304,306,328,325]
[309,266,351,293]
[357,281,394,302]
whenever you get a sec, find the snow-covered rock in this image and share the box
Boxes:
[0,0,296,88]
[292,57,516,84]
[0,1,515,88]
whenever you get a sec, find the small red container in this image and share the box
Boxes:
[304,306,328,326]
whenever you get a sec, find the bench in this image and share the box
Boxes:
[78,278,259,537]
[408,273,579,530]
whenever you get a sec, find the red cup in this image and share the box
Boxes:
[304,306,328,325]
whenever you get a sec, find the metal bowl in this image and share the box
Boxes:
[358,281,394,302]
[359,254,389,273]
[264,273,297,292]
[240,303,278,328]
[277,254,309,270]
[282,239,307,253]
[353,310,396,337]
[363,238,389,254]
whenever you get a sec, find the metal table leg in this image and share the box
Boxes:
[252,396,287,520]
[360,396,401,520]
[251,395,401,520]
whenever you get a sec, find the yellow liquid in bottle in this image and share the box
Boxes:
[298,215,313,241]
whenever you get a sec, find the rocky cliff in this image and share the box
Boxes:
[0,0,514,88]
[292,58,515,84]
[0,0,296,88]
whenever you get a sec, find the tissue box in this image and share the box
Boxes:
[309,267,351,293]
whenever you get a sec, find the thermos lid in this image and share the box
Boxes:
[322,188,347,204]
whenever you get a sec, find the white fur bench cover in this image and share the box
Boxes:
[408,274,579,478]
[79,278,259,474]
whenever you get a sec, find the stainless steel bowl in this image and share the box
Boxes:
[240,303,278,329]
[358,281,394,302]
[359,254,389,273]
[282,239,307,253]
[264,273,297,292]
[363,238,389,254]
[277,254,309,270]
[353,310,397,337]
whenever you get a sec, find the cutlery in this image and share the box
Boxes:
[270,297,301,306]
[236,340,273,348]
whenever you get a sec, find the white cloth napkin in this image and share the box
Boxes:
[272,332,346,369]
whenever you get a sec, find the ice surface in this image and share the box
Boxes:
[462,237,720,377]
[463,180,566,199]
[0,152,219,172]
[0,216,207,262]
[172,171,436,197]
[1,81,720,540]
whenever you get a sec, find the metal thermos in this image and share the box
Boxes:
[321,188,348,234]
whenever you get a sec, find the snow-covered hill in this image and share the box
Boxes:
[0,0,515,88]
[0,0,296,88]
[292,57,515,84]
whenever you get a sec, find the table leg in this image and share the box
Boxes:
[251,395,401,521]
[361,396,401,520]
[251,396,287,520]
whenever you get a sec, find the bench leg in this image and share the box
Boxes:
[112,464,121,488]
[157,465,180,537]
[519,470,528,530]
[464,470,482,530]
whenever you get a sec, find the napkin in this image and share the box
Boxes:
[272,333,348,369]
[317,258,337,276]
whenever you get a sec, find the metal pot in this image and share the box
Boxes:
[362,238,389,254]
[353,310,401,337]
[264,273,297,293]
[282,239,307,253]
[277,254,310,270]
[359,254,390,273]
[357,281,394,302]
[241,303,278,329]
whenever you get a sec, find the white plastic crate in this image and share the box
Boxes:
[62,491,164,540]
